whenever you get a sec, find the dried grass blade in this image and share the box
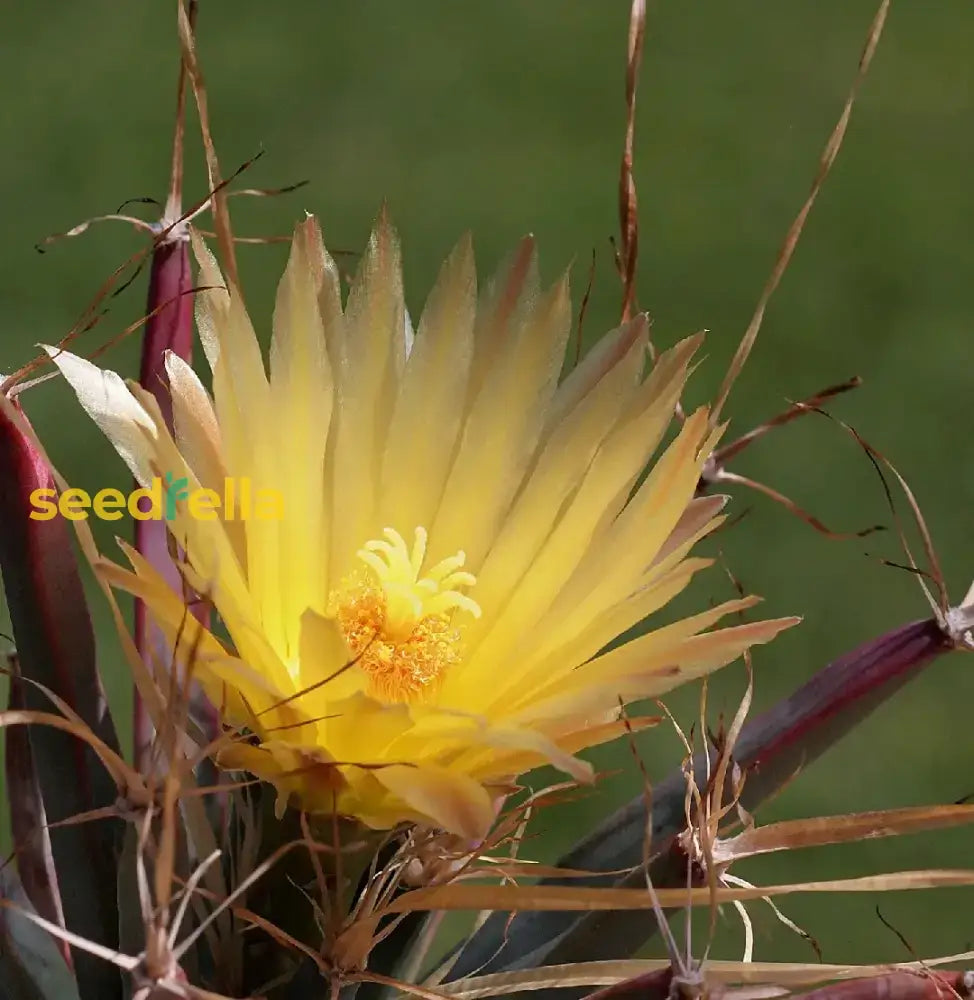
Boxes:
[716,804,974,864]
[385,867,974,917]
[712,0,889,425]
[176,0,238,287]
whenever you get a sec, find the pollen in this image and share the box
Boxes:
[332,527,481,703]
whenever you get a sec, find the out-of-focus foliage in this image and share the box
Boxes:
[1,0,973,967]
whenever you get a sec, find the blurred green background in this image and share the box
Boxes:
[2,0,974,973]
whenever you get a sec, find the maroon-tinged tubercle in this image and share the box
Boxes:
[132,222,198,771]
[138,230,194,426]
[3,665,69,968]
[0,397,121,998]
[735,617,951,795]
[132,2,214,768]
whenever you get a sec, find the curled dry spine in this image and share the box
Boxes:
[339,777,597,991]
[584,655,818,1000]
[695,375,886,542]
[779,395,974,656]
[701,348,974,666]
[579,642,974,1000]
[0,718,202,998]
[0,569,277,995]
[653,654,769,997]
[669,649,824,970]
[614,0,886,526]
[595,693,732,1000]
[0,658,298,998]
[2,802,232,1000]
[337,802,509,975]
[5,0,307,401]
[689,0,891,528]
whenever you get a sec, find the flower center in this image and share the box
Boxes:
[332,527,481,703]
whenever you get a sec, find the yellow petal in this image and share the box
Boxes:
[597,616,801,700]
[453,359,702,708]
[270,217,335,652]
[532,556,716,680]
[650,494,728,570]
[191,232,284,653]
[465,236,537,403]
[322,692,413,761]
[219,741,348,817]
[44,347,157,485]
[429,270,571,570]
[165,353,228,491]
[505,402,715,689]
[376,763,496,839]
[119,387,255,616]
[291,608,364,723]
[328,209,405,579]
[518,609,800,721]
[376,235,476,536]
[452,723,594,785]
[96,552,291,729]
[541,314,649,443]
[553,714,660,757]
[459,314,648,652]
[164,351,246,567]
[537,407,714,655]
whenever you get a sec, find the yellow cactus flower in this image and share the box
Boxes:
[49,213,796,838]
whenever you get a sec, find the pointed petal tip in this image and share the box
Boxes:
[162,349,185,379]
[551,267,572,302]
[606,314,651,360]
[750,614,803,643]
[708,493,731,512]
[297,211,322,232]
[517,233,536,255]
[372,201,397,235]
[364,204,403,267]
[188,225,207,257]
[626,315,652,352]
[574,758,596,785]
[188,226,227,282]
[444,231,477,273]
[292,213,324,254]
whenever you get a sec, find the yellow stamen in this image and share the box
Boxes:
[332,527,481,702]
